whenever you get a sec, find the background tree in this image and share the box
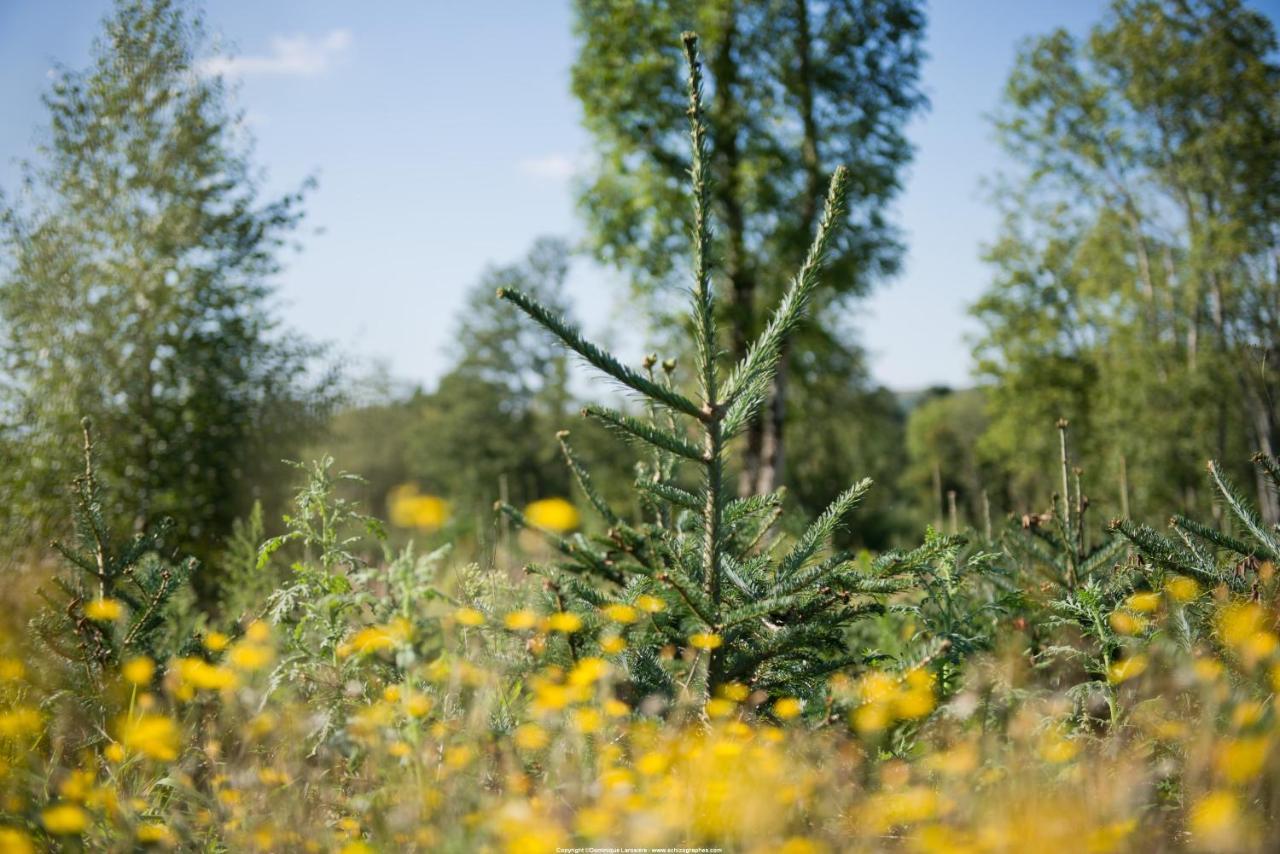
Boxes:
[571,0,927,498]
[973,0,1279,523]
[904,388,998,534]
[0,0,332,582]
[324,239,637,533]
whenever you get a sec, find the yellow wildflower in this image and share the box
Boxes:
[602,603,638,624]
[600,634,627,654]
[454,608,485,627]
[635,594,666,613]
[705,698,736,718]
[1124,591,1160,613]
[571,707,603,734]
[514,723,549,751]
[524,497,580,533]
[547,612,583,633]
[689,632,722,650]
[405,692,433,717]
[1109,611,1146,635]
[1190,791,1242,849]
[122,656,155,686]
[118,714,180,761]
[228,641,273,671]
[503,609,536,630]
[40,803,89,835]
[1107,654,1147,684]
[568,657,609,686]
[774,697,803,720]
[0,706,42,739]
[340,618,413,657]
[203,632,230,652]
[1216,737,1269,783]
[1039,730,1079,764]
[0,658,26,682]
[85,597,123,622]
[1166,576,1200,603]
[0,828,34,853]
[136,823,172,844]
[174,657,238,692]
[388,484,451,531]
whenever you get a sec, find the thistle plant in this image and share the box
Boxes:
[494,34,926,703]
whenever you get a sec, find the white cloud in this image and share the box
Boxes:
[518,154,578,181]
[199,29,351,79]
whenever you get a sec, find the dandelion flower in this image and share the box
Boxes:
[85,597,123,621]
[118,714,180,761]
[524,497,580,533]
[1107,654,1147,684]
[689,632,722,650]
[454,608,485,627]
[1124,591,1160,613]
[774,697,803,720]
[121,656,155,686]
[601,603,638,624]
[547,612,583,633]
[635,594,666,613]
[41,803,89,835]
[503,609,536,630]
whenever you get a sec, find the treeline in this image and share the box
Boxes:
[2,0,1276,601]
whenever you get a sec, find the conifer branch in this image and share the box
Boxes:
[721,166,850,437]
[775,479,871,583]
[582,404,706,462]
[498,286,703,418]
[1206,460,1280,557]
[682,32,717,407]
[556,430,621,526]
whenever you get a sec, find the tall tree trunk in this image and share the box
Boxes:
[742,0,824,496]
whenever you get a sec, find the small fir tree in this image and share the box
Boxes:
[495,34,933,702]
[34,419,197,679]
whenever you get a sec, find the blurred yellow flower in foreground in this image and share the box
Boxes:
[602,603,638,624]
[388,484,451,532]
[636,594,666,613]
[774,697,804,720]
[547,612,583,633]
[524,497,580,533]
[340,618,414,657]
[454,607,486,627]
[40,803,88,835]
[689,632,722,650]
[0,827,34,852]
[1191,791,1243,849]
[118,714,180,761]
[1107,654,1147,684]
[85,597,123,621]
[503,609,537,630]
[122,656,155,686]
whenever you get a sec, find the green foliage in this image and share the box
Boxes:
[1114,454,1280,594]
[260,457,449,749]
[493,35,928,701]
[319,239,640,535]
[34,420,197,677]
[572,0,927,495]
[973,0,1280,525]
[0,0,334,580]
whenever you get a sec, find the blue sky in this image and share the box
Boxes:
[3,1,1277,392]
